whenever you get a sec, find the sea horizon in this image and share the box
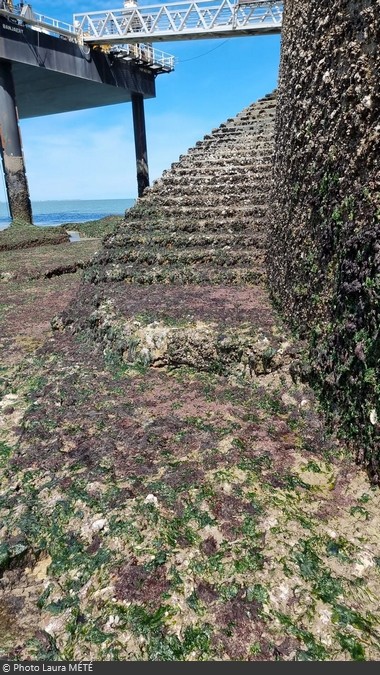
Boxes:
[0,198,136,230]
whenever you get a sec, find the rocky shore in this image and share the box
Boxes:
[0,93,380,661]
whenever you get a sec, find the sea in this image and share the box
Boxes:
[0,198,136,230]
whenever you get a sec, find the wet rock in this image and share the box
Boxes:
[269,0,380,477]
[0,541,29,575]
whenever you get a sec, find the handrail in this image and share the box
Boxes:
[109,43,175,72]
[0,4,77,40]
[74,0,283,45]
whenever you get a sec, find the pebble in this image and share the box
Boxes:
[144,494,159,506]
[91,518,107,532]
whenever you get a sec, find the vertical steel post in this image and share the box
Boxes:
[0,60,33,224]
[131,92,149,197]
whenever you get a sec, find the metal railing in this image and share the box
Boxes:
[74,0,283,45]
[0,3,77,40]
[109,43,175,72]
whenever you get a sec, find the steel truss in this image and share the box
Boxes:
[74,0,283,45]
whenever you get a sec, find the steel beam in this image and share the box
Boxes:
[0,60,32,223]
[132,92,149,197]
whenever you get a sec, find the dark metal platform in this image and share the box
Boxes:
[0,16,156,119]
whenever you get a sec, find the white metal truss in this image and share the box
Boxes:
[73,0,283,45]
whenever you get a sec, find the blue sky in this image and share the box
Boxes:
[16,1,281,201]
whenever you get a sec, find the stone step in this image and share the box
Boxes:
[181,149,273,163]
[204,117,275,128]
[93,247,264,269]
[186,139,273,152]
[121,215,268,234]
[202,125,275,138]
[190,138,274,153]
[158,167,271,181]
[203,125,275,137]
[195,127,274,137]
[163,168,272,183]
[213,113,275,127]
[151,185,269,200]
[191,130,274,142]
[129,204,268,220]
[171,158,273,169]
[183,144,273,156]
[236,111,276,122]
[84,263,265,286]
[103,230,266,251]
[166,163,272,178]
[148,177,271,193]
[144,194,270,207]
[140,192,269,207]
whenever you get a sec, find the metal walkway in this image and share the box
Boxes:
[74,0,283,45]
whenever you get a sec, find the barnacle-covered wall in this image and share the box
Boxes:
[268,0,380,478]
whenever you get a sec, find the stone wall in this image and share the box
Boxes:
[268,0,380,478]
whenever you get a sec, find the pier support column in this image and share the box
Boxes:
[132,92,149,197]
[0,60,32,224]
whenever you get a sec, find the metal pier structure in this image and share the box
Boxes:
[74,0,283,45]
[0,1,282,221]
[0,4,175,219]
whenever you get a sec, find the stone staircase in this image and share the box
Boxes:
[83,91,276,286]
[61,92,289,378]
